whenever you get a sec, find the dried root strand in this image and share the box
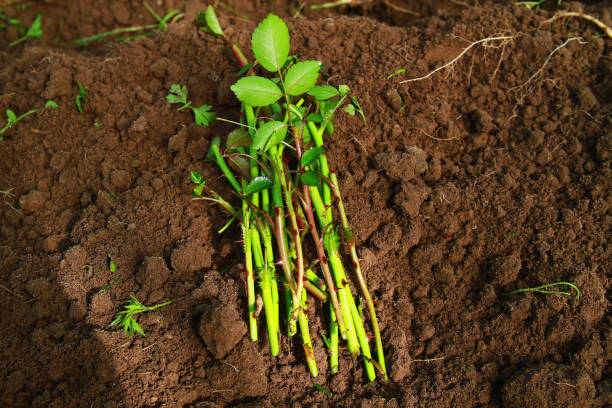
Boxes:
[540,11,612,39]
[400,35,514,83]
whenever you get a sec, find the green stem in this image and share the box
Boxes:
[309,186,358,352]
[329,302,339,374]
[0,109,37,140]
[252,224,278,356]
[298,290,318,377]
[242,191,257,341]
[330,172,387,379]
[211,142,242,193]
[348,292,376,381]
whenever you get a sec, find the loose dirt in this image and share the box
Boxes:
[1,0,610,407]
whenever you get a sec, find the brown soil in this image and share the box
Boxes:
[1,0,611,407]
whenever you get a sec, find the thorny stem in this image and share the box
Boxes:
[241,186,257,341]
[294,125,349,346]
[330,172,387,379]
[309,186,358,352]
[329,302,339,374]
[307,120,376,379]
[298,290,318,377]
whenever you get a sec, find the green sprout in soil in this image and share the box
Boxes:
[181,9,387,381]
[74,1,181,46]
[75,82,86,113]
[508,281,580,301]
[516,0,562,9]
[100,253,122,292]
[166,84,217,126]
[8,14,42,47]
[1,108,37,141]
[0,8,21,31]
[45,100,59,109]
[110,294,172,336]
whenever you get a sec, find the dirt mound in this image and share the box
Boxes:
[1,0,610,406]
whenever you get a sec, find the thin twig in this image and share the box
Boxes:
[222,361,239,373]
[400,36,513,83]
[383,0,420,16]
[512,37,585,92]
[409,127,458,141]
[0,284,26,299]
[413,356,445,362]
[540,11,612,39]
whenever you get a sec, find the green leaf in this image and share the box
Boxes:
[338,84,350,96]
[251,14,290,72]
[301,170,320,186]
[246,176,273,195]
[205,5,224,36]
[306,113,323,123]
[301,146,325,168]
[166,94,183,104]
[308,85,339,101]
[191,105,216,126]
[252,121,287,151]
[227,155,250,179]
[167,84,188,105]
[44,100,59,109]
[231,76,282,107]
[27,15,42,37]
[313,383,332,397]
[6,109,16,124]
[193,182,206,197]
[226,129,251,150]
[344,104,356,115]
[190,171,203,184]
[350,96,367,126]
[284,60,320,96]
[236,62,254,77]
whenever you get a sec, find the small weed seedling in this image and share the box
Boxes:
[508,281,580,301]
[166,84,216,126]
[74,1,181,46]
[44,100,59,109]
[516,0,562,9]
[1,108,37,141]
[182,8,386,381]
[110,295,172,336]
[100,253,122,292]
[75,82,86,113]
[8,14,42,47]
[0,8,21,31]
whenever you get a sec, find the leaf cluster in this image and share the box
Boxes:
[8,14,42,47]
[1,108,37,141]
[167,84,216,126]
[110,295,172,336]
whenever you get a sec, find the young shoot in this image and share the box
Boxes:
[75,82,86,113]
[100,253,122,292]
[1,108,37,141]
[45,100,59,109]
[110,295,172,336]
[167,84,216,126]
[508,281,580,301]
[8,14,42,47]
[74,1,181,46]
